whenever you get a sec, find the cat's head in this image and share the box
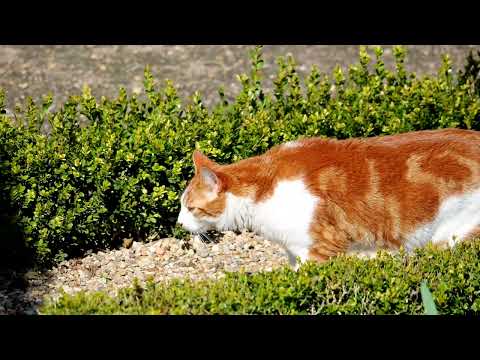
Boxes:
[177,150,231,234]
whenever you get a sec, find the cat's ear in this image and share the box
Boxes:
[193,150,216,173]
[200,166,222,193]
[193,150,226,192]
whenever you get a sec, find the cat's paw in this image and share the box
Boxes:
[292,262,301,272]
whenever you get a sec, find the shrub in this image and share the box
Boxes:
[40,239,480,314]
[1,46,480,267]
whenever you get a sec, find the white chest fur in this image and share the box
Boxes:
[221,179,319,266]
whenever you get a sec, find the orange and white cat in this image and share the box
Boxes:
[177,128,480,268]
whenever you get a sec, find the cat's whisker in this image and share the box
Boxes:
[202,232,213,242]
[198,232,211,243]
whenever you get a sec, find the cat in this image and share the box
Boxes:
[177,128,480,268]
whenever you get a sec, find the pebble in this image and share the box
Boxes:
[131,242,142,251]
[123,238,133,249]
[192,235,209,258]
[153,249,163,258]
[24,271,39,280]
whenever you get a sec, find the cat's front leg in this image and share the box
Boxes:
[285,250,300,271]
[285,247,309,271]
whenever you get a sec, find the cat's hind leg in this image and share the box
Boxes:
[308,222,351,263]
[458,226,480,245]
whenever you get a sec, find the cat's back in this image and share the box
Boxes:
[360,128,480,150]
[276,128,480,153]
[269,128,480,169]
[263,128,480,209]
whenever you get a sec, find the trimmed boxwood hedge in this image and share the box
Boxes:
[0,46,479,267]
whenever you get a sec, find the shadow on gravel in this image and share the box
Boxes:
[0,212,41,315]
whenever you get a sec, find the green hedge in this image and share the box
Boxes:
[41,239,480,314]
[1,46,480,267]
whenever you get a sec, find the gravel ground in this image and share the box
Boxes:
[1,45,480,315]
[1,231,288,315]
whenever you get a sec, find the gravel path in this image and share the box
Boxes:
[1,231,288,315]
[1,45,480,315]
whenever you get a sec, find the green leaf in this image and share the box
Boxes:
[420,281,439,315]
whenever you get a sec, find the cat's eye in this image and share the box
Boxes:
[188,206,212,216]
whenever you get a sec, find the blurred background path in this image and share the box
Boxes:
[1,45,479,110]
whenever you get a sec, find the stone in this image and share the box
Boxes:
[122,238,133,249]
[118,269,127,276]
[196,247,209,258]
[224,264,239,272]
[138,248,148,257]
[131,241,142,251]
[192,235,209,258]
[24,271,39,280]
[139,258,153,267]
